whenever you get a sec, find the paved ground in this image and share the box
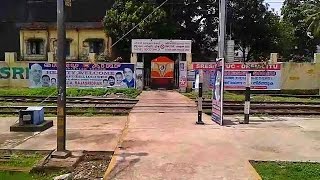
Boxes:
[0,116,127,151]
[0,91,319,179]
[106,91,320,180]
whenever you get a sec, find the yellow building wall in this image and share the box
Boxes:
[48,29,79,61]
[281,62,320,90]
[20,30,48,61]
[2,51,319,90]
[20,29,110,61]
[0,53,29,88]
[78,29,110,58]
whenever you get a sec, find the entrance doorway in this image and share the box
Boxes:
[141,54,183,90]
[131,39,192,91]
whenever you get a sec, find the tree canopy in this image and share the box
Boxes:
[103,0,168,58]
[103,0,319,62]
[281,0,319,61]
[304,0,320,38]
[227,0,282,61]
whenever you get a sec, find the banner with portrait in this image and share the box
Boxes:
[192,62,281,90]
[211,59,225,126]
[28,63,135,88]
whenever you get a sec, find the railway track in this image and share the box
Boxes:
[255,94,320,98]
[0,96,138,104]
[0,105,133,115]
[199,100,320,115]
[0,96,138,115]
[0,96,320,115]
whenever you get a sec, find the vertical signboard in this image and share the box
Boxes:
[179,61,187,92]
[212,59,225,125]
[136,62,144,90]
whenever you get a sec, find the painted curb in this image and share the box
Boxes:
[103,115,131,180]
[247,161,262,180]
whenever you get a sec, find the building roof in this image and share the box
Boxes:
[17,22,104,30]
[1,0,114,23]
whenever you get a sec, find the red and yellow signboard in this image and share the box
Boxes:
[151,56,174,79]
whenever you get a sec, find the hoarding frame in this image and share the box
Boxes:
[211,58,225,126]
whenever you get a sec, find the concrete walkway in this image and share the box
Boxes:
[0,116,127,151]
[106,91,320,180]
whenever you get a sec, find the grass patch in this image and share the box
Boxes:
[0,102,55,106]
[0,153,44,168]
[0,88,141,99]
[0,170,68,180]
[252,161,320,180]
[182,91,320,102]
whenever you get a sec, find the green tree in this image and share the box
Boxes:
[276,21,296,59]
[304,1,320,37]
[143,0,220,60]
[282,0,318,61]
[103,0,168,59]
[168,0,219,59]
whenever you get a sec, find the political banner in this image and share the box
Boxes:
[224,63,281,90]
[29,63,135,88]
[211,59,224,126]
[192,62,282,90]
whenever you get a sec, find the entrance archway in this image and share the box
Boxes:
[131,39,192,92]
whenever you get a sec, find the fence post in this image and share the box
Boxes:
[243,71,252,124]
[196,70,205,125]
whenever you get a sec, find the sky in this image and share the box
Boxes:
[265,0,284,15]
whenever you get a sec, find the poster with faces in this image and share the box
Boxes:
[29,63,135,88]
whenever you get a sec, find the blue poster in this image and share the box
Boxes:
[29,63,135,88]
[211,59,224,125]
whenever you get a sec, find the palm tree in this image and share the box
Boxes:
[304,1,320,37]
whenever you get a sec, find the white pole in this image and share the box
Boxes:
[218,0,226,59]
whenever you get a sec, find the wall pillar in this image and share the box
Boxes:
[270,53,278,63]
[186,53,193,91]
[226,40,235,62]
[5,52,17,65]
[88,53,96,63]
[314,53,320,63]
[48,52,55,62]
[4,52,17,88]
[130,53,138,64]
[186,53,192,70]
[315,53,320,94]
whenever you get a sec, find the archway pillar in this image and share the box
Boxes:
[131,53,138,64]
